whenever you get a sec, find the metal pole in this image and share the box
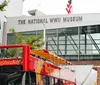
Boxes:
[43,23,46,49]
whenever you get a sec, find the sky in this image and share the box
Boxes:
[23,0,100,15]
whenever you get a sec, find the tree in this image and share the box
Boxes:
[9,28,44,50]
[7,28,44,57]
[0,0,8,11]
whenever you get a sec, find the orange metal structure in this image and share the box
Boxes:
[30,49,72,65]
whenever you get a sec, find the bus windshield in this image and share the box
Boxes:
[0,72,23,85]
[0,72,36,85]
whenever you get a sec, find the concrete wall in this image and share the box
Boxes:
[6,13,100,33]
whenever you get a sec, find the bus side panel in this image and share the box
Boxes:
[63,80,75,85]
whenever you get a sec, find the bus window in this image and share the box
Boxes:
[42,75,49,85]
[57,79,63,85]
[30,72,36,85]
[24,72,36,85]
[7,72,24,85]
[54,78,63,85]
[6,72,36,85]
[55,78,58,85]
[25,72,30,85]
[60,80,63,85]
[49,77,55,85]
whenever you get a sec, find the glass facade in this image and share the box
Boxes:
[7,24,100,61]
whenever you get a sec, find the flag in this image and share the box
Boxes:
[66,0,72,14]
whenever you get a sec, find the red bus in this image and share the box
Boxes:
[0,44,76,85]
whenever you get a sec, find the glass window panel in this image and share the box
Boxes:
[80,25,100,56]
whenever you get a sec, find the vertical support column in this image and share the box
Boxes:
[57,28,59,55]
[2,22,7,45]
[22,45,30,71]
[65,34,67,55]
[78,27,80,61]
[85,33,87,54]
[43,23,46,50]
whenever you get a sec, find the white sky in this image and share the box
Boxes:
[23,0,100,15]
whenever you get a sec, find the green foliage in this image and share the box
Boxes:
[0,0,8,11]
[7,48,19,57]
[9,28,24,44]
[25,34,43,49]
[8,28,44,57]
